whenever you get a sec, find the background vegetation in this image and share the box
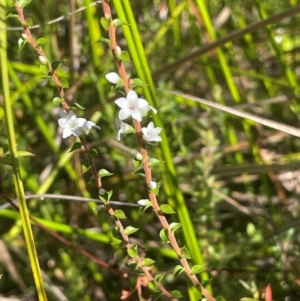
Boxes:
[1,0,300,300]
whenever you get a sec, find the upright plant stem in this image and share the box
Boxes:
[0,1,47,300]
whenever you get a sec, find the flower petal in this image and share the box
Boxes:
[127,90,138,101]
[131,110,142,121]
[115,98,127,108]
[119,108,132,120]
[59,109,67,118]
[62,128,73,138]
[76,118,87,127]
[58,117,67,127]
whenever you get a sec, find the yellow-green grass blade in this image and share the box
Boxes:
[0,1,47,299]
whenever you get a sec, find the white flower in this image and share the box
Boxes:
[105,72,121,84]
[115,119,134,140]
[115,90,149,122]
[58,110,100,138]
[39,56,48,65]
[141,122,162,142]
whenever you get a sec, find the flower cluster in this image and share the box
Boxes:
[58,109,101,138]
[106,72,162,142]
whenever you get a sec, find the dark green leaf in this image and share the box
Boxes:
[51,60,64,72]
[171,290,183,298]
[6,14,19,19]
[173,265,184,278]
[88,148,99,157]
[69,142,82,152]
[82,163,91,173]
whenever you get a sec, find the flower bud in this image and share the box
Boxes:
[135,153,143,161]
[148,181,157,190]
[105,72,120,84]
[22,33,27,40]
[39,56,48,65]
[99,188,107,195]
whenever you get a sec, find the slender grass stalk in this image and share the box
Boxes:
[0,1,47,300]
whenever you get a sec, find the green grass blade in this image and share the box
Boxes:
[0,1,47,299]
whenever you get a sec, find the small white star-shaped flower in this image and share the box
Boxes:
[58,110,100,138]
[141,122,162,142]
[115,90,149,122]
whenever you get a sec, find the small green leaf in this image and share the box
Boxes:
[115,209,127,219]
[52,97,64,105]
[154,273,164,282]
[180,246,191,259]
[100,16,110,30]
[82,163,91,173]
[130,78,146,89]
[6,14,19,19]
[112,18,128,28]
[37,37,48,45]
[134,172,145,177]
[133,158,142,170]
[148,281,159,292]
[120,50,131,62]
[110,237,122,245]
[127,244,138,258]
[129,261,138,271]
[51,60,64,72]
[60,79,69,88]
[169,222,182,232]
[25,17,33,26]
[69,142,82,152]
[88,148,99,157]
[171,290,183,299]
[73,102,86,110]
[191,264,205,275]
[19,0,32,8]
[40,64,49,75]
[159,229,169,243]
[142,258,156,266]
[173,265,184,278]
[160,204,176,214]
[98,169,113,178]
[124,226,139,236]
[149,158,163,168]
[96,37,111,45]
